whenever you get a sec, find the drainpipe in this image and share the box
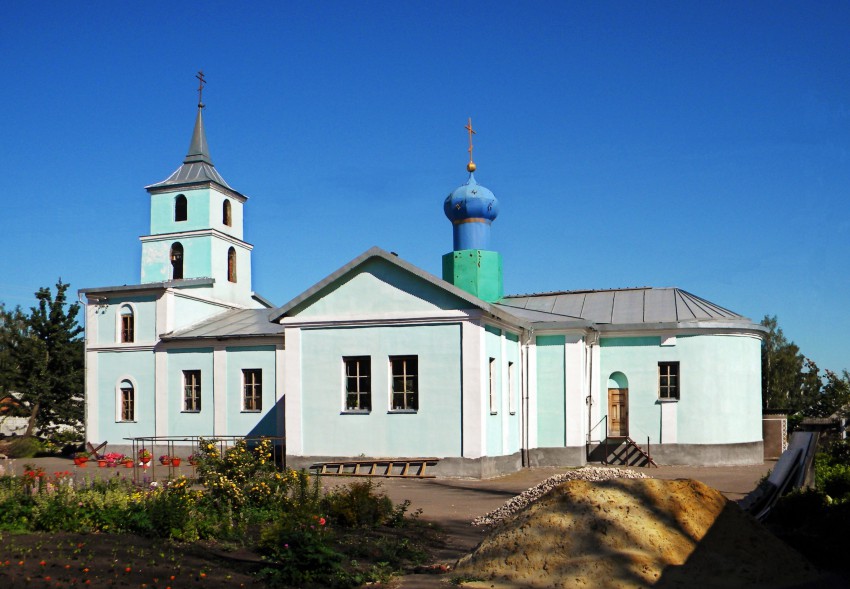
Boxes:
[585,327,599,446]
[521,327,533,467]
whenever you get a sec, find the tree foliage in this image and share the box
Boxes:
[761,315,850,421]
[1,281,84,438]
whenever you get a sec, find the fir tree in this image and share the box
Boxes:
[7,280,84,437]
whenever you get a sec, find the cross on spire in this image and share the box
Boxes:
[465,118,477,172]
[195,70,206,108]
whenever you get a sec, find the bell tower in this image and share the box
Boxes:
[139,72,256,307]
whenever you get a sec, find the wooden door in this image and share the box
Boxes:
[608,388,629,437]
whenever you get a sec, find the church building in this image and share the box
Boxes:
[81,91,765,477]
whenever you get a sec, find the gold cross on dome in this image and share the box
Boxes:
[196,71,206,107]
[465,118,476,165]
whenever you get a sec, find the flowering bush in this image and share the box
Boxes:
[103,452,125,463]
[138,448,152,460]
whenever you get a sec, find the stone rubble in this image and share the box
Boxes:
[472,466,649,527]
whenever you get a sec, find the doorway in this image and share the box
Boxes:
[608,388,629,437]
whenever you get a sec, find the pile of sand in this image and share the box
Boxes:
[454,478,819,588]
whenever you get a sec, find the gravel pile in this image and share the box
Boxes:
[456,478,819,589]
[472,466,648,527]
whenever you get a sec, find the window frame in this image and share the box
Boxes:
[227,247,237,283]
[182,370,202,412]
[119,305,134,343]
[242,369,262,412]
[389,355,418,412]
[222,199,232,226]
[343,356,372,413]
[658,361,680,400]
[116,378,136,422]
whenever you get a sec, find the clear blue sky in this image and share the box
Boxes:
[1,2,848,373]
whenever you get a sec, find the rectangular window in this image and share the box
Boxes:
[121,386,134,421]
[243,369,262,411]
[508,361,516,414]
[659,362,680,400]
[183,370,201,412]
[489,357,498,414]
[390,356,418,411]
[344,356,371,411]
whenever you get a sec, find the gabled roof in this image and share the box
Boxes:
[499,287,758,329]
[269,247,528,327]
[162,308,285,340]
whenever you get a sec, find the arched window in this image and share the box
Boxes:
[227,247,237,283]
[223,199,232,226]
[175,194,187,222]
[119,305,134,343]
[119,380,135,422]
[171,242,184,280]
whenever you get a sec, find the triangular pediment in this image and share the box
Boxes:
[270,247,525,325]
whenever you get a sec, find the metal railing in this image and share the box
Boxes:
[124,435,286,483]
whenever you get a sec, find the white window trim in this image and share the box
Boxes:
[658,361,681,401]
[242,368,263,412]
[182,370,202,413]
[388,355,418,413]
[342,356,371,414]
[115,375,138,423]
[114,302,138,344]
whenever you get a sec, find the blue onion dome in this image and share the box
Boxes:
[444,170,499,224]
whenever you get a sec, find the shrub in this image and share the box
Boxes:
[6,436,43,458]
[258,510,344,586]
[322,480,394,528]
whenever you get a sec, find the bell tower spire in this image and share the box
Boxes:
[184,71,212,165]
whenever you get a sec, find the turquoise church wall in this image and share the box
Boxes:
[299,324,462,457]
[96,351,156,440]
[290,259,470,317]
[149,188,244,240]
[94,297,157,345]
[226,346,278,436]
[485,325,503,455]
[536,335,566,447]
[166,348,214,436]
[599,334,762,444]
[483,327,522,456]
[140,236,212,283]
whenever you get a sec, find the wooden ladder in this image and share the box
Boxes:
[311,458,439,478]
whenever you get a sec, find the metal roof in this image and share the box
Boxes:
[162,308,285,340]
[499,287,748,326]
[79,278,215,296]
[145,106,237,193]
